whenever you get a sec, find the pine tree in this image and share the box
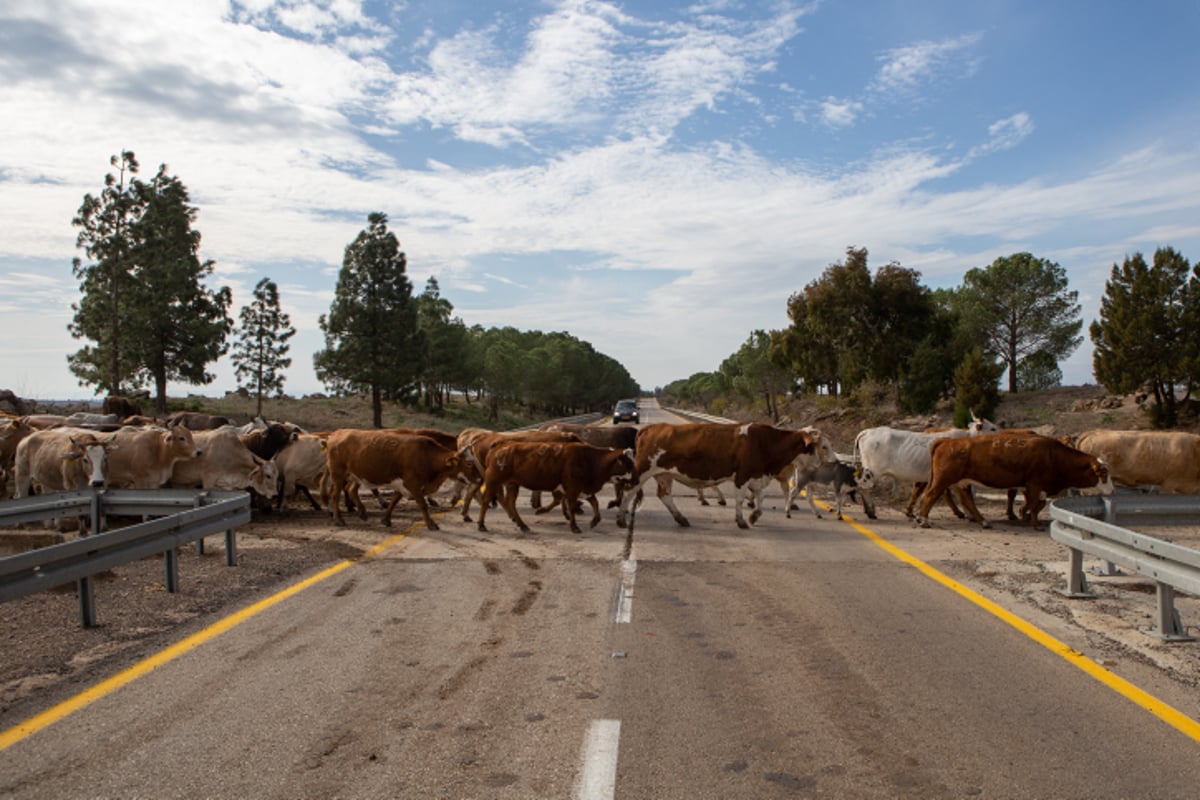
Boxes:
[1090,247,1195,427]
[124,164,232,412]
[69,151,144,394]
[69,154,231,410]
[232,278,296,417]
[314,212,420,427]
[955,253,1082,392]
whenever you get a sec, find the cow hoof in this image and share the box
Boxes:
[918,519,931,528]
[717,500,727,506]
[750,510,762,525]
[980,520,991,529]
[427,521,440,531]
[381,519,393,528]
[736,520,749,530]
[518,525,531,533]
[570,526,582,534]
[477,523,488,533]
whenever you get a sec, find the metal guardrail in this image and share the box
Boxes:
[662,407,739,424]
[0,489,252,627]
[1049,494,1200,641]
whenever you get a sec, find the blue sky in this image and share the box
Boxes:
[2,0,1198,400]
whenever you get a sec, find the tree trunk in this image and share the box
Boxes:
[371,384,383,428]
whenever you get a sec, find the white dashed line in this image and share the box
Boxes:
[574,719,621,800]
[614,558,636,623]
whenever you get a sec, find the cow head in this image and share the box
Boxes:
[164,424,202,458]
[248,455,280,498]
[967,411,999,434]
[67,433,117,488]
[1092,457,1114,496]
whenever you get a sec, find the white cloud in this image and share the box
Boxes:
[870,32,982,96]
[819,97,863,128]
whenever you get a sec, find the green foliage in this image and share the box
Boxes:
[232,278,296,416]
[1015,350,1062,391]
[315,212,421,427]
[954,253,1082,393]
[69,153,232,412]
[720,330,792,421]
[899,335,946,413]
[772,247,936,397]
[1090,247,1195,428]
[415,277,470,412]
[952,348,1003,424]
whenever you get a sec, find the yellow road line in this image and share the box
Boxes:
[0,525,418,752]
[835,506,1200,744]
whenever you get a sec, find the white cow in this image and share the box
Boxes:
[13,428,116,497]
[272,433,328,510]
[169,428,278,498]
[853,415,997,519]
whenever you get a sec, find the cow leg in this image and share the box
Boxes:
[536,489,565,515]
[461,478,483,522]
[653,475,691,527]
[380,491,403,527]
[530,489,542,510]
[476,482,495,532]
[904,484,924,518]
[1005,488,1022,521]
[943,485,967,518]
[298,484,322,511]
[501,483,530,533]
[562,490,582,534]
[412,491,440,531]
[731,485,751,529]
[955,485,989,528]
[330,471,347,526]
[586,493,602,530]
[1024,487,1048,530]
[914,478,950,528]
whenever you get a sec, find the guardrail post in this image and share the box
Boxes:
[77,577,96,628]
[164,547,179,593]
[90,488,102,536]
[224,527,237,567]
[1092,495,1121,577]
[1147,583,1195,642]
[194,493,206,556]
[1061,547,1094,598]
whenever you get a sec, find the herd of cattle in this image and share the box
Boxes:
[1,399,1198,536]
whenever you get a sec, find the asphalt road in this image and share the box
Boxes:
[2,401,1199,798]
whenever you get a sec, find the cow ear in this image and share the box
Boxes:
[623,448,634,460]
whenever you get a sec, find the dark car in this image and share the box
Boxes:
[613,399,639,424]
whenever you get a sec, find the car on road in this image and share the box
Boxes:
[613,399,639,424]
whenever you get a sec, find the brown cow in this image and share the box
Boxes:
[164,411,232,430]
[916,433,1113,530]
[476,441,636,534]
[1074,429,1200,494]
[455,428,581,521]
[324,429,471,530]
[617,422,817,532]
[102,424,203,489]
[103,395,142,418]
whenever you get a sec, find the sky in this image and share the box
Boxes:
[2,0,1199,401]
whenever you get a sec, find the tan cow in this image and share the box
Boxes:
[618,422,817,532]
[324,429,472,530]
[1074,430,1200,494]
[170,428,279,497]
[13,428,116,496]
[916,433,1112,530]
[476,441,636,534]
[0,416,34,491]
[103,424,203,489]
[273,433,328,510]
